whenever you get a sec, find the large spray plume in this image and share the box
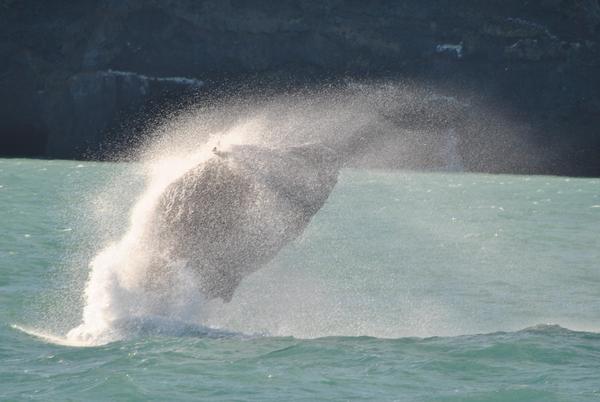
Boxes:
[50,82,539,345]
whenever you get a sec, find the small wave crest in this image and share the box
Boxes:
[14,321,600,348]
[13,319,243,347]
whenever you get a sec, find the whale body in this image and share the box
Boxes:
[146,143,340,302]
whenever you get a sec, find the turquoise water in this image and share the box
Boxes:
[1,158,600,401]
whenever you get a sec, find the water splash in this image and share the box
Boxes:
[67,132,248,345]
[56,83,535,345]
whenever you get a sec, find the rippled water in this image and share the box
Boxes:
[1,158,599,401]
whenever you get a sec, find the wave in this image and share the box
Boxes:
[13,319,244,347]
[13,322,600,348]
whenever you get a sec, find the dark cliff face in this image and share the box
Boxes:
[1,0,599,175]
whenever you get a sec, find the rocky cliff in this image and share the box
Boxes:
[1,0,599,175]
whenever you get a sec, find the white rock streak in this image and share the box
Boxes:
[102,69,204,88]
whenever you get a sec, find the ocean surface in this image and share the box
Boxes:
[1,157,599,401]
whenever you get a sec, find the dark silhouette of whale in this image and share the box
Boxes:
[147,143,340,302]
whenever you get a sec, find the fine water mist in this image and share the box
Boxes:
[39,82,554,346]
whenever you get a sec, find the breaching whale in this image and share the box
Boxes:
[146,143,340,302]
